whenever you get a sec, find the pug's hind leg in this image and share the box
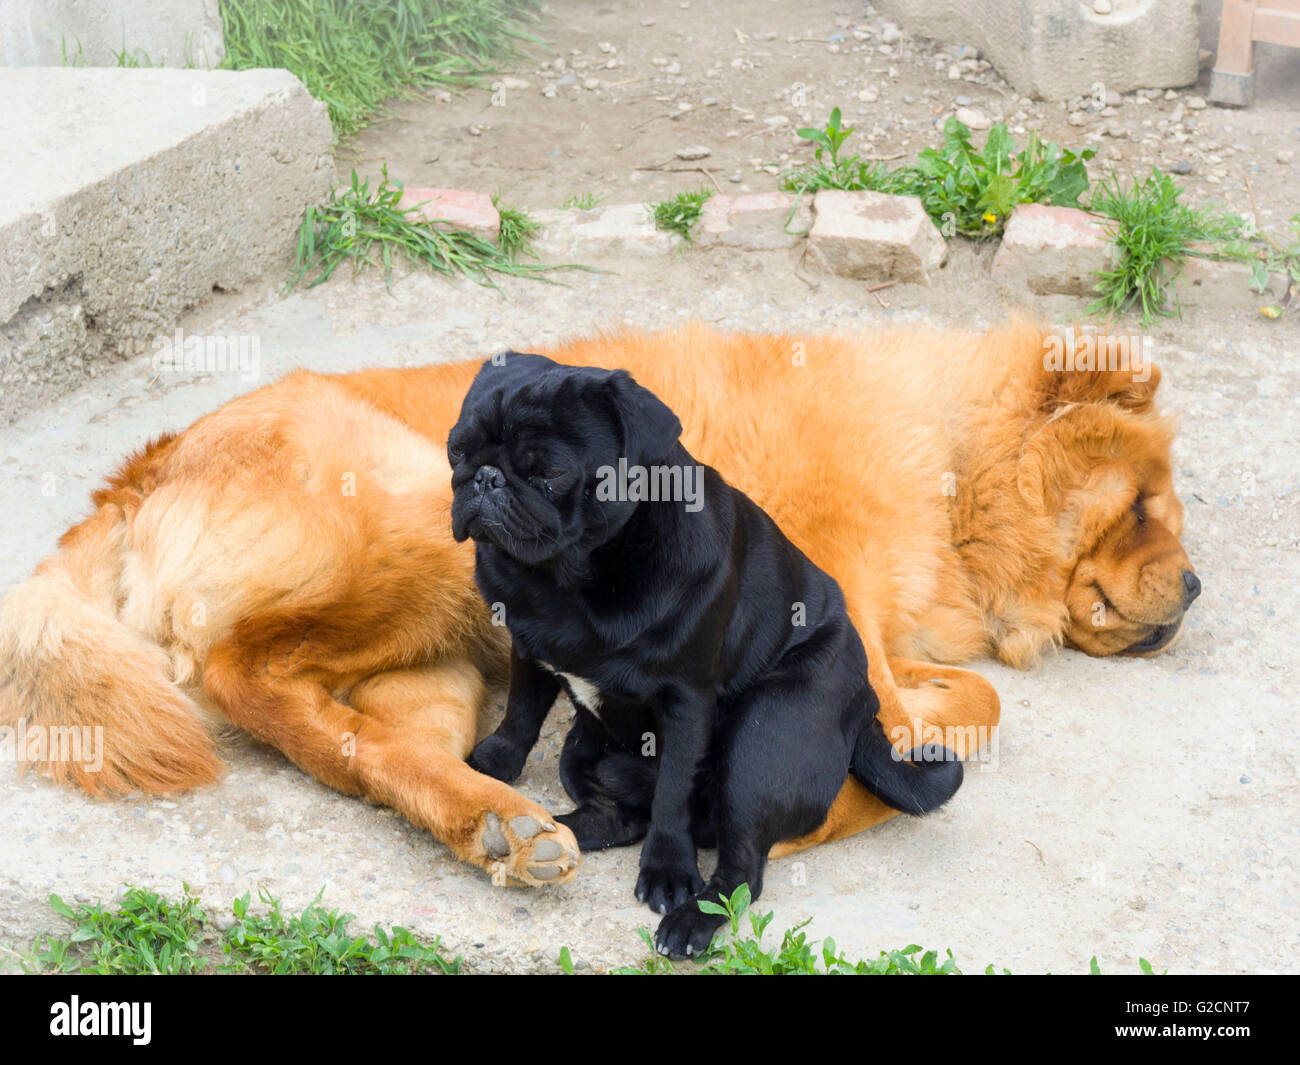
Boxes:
[556,708,655,850]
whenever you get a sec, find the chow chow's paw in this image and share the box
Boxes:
[477,809,581,887]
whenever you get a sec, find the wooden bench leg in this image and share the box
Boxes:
[1210,0,1259,105]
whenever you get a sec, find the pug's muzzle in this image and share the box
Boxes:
[451,464,510,544]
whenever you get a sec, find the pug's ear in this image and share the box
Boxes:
[605,370,682,466]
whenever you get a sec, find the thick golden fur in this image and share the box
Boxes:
[0,318,1192,880]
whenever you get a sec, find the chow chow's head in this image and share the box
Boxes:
[1019,355,1200,658]
[448,352,681,567]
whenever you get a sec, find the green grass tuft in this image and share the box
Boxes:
[493,194,542,260]
[222,888,460,974]
[1086,168,1253,324]
[218,0,540,140]
[23,887,209,974]
[561,191,604,211]
[610,885,964,975]
[291,167,571,291]
[650,187,712,241]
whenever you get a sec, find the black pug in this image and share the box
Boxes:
[449,352,963,957]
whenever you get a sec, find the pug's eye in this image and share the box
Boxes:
[530,475,555,496]
[448,443,465,462]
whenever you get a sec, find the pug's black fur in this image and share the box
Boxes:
[449,352,963,957]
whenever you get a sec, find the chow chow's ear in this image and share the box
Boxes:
[605,369,682,466]
[1054,363,1162,413]
[1041,330,1163,414]
[1016,403,1128,514]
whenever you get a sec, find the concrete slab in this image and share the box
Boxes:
[0,0,224,68]
[875,0,1201,101]
[0,67,333,423]
[0,254,1295,974]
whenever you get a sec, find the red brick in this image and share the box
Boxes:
[397,187,500,243]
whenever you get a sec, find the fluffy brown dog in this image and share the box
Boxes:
[0,318,1197,885]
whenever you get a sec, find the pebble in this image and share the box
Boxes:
[665,61,681,75]
[858,88,879,103]
[1170,160,1194,174]
[1068,111,1088,127]
[954,95,972,107]
[219,863,236,884]
[1186,95,1208,110]
[880,22,902,44]
[1278,149,1295,164]
[675,145,711,160]
[763,114,789,127]
[583,77,600,90]
[955,106,991,130]
[1094,0,1113,13]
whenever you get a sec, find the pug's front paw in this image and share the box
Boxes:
[635,833,703,915]
[467,733,529,782]
[654,901,727,959]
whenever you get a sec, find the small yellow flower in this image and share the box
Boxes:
[982,211,997,225]
[1260,306,1281,319]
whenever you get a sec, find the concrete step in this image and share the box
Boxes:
[0,67,333,423]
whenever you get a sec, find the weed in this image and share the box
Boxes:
[291,167,568,291]
[1246,212,1300,317]
[1087,168,1253,323]
[782,109,1093,238]
[613,885,962,975]
[221,888,460,974]
[59,37,86,67]
[561,191,604,210]
[493,195,542,260]
[650,187,712,241]
[23,887,208,974]
[218,0,540,140]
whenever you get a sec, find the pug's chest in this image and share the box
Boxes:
[531,657,658,746]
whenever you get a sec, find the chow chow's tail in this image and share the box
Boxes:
[0,505,223,796]
[850,713,963,816]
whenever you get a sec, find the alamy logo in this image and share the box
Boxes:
[151,327,261,382]
[0,718,102,772]
[595,458,705,513]
[1042,326,1151,383]
[50,997,151,1045]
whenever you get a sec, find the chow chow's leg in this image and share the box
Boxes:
[204,646,580,886]
[769,658,999,858]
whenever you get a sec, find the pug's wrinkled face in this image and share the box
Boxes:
[448,352,681,567]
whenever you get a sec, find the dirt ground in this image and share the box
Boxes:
[342,0,1300,236]
[2,0,1298,975]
